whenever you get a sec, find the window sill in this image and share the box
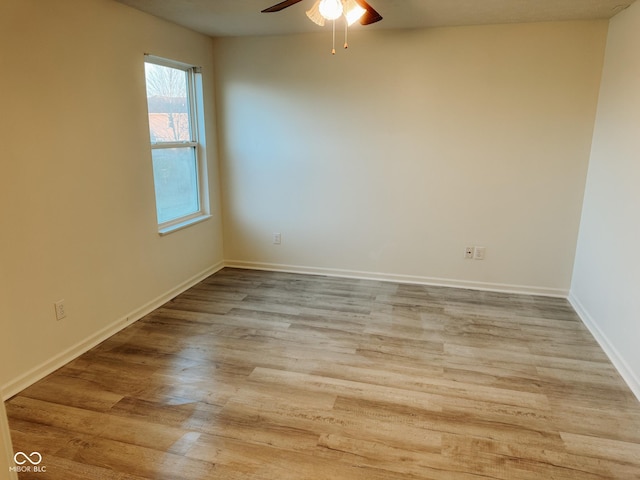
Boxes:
[158,214,212,236]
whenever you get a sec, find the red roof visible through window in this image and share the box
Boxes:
[148,113,189,142]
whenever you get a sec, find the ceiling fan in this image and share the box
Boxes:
[262,0,383,26]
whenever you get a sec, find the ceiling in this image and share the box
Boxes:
[114,0,636,37]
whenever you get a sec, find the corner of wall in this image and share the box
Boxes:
[568,293,640,402]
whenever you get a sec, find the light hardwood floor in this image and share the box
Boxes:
[6,268,640,479]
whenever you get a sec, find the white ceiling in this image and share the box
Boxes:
[114,0,636,37]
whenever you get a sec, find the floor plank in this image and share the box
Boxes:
[6,268,640,479]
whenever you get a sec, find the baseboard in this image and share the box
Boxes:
[2,261,224,401]
[224,260,568,298]
[568,293,640,402]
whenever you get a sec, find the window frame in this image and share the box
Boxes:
[144,55,210,235]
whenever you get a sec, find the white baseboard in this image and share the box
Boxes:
[5,259,637,406]
[2,261,224,401]
[224,260,568,297]
[568,293,640,402]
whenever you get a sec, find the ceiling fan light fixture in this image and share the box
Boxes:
[306,0,326,26]
[343,0,366,25]
[318,0,343,20]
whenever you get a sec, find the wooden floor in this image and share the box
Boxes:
[6,268,640,479]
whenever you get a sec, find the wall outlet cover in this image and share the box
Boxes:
[474,247,486,260]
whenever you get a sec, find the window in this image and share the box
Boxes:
[144,56,209,233]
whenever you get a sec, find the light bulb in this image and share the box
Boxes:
[318,0,343,20]
[343,0,366,26]
[306,0,326,26]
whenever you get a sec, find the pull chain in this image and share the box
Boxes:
[331,19,336,54]
[344,20,348,49]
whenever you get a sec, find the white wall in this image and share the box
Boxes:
[0,0,223,396]
[570,2,640,399]
[214,21,607,296]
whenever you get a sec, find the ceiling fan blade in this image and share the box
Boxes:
[261,0,305,13]
[354,0,383,25]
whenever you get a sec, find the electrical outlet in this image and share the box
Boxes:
[272,233,281,245]
[464,247,474,259]
[474,246,486,260]
[54,300,66,321]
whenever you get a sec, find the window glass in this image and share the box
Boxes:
[145,63,191,143]
[151,147,199,224]
[144,57,207,231]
